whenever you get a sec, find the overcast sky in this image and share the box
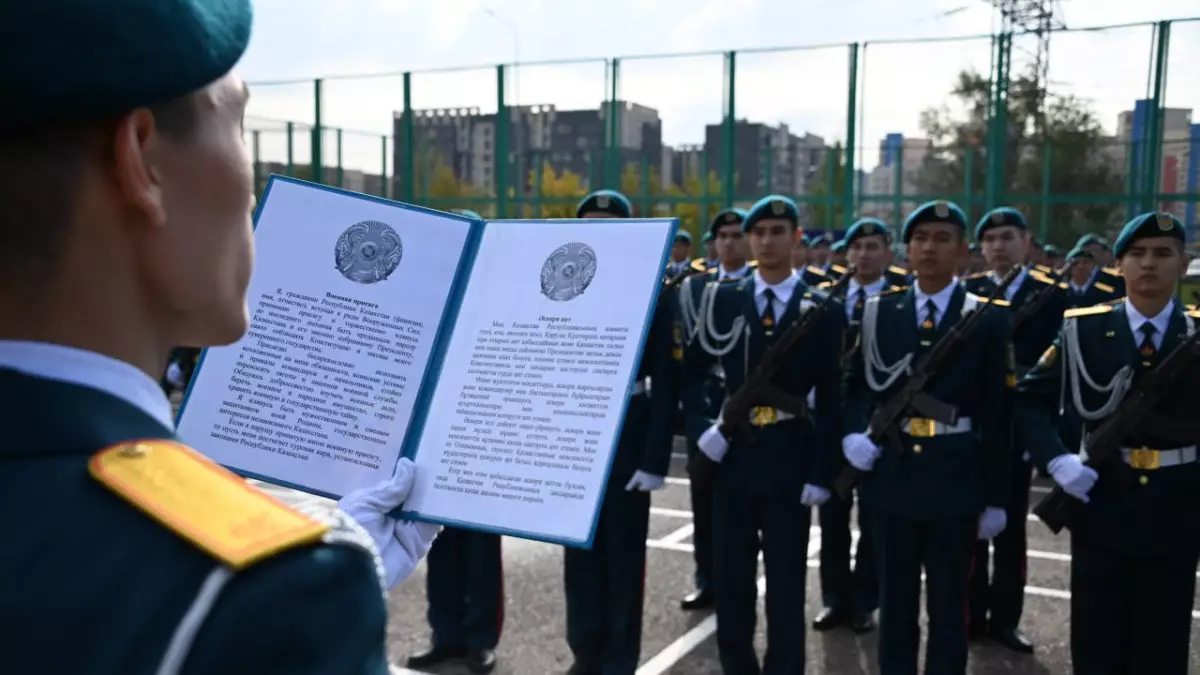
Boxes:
[237,0,1199,174]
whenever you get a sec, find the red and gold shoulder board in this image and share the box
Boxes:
[90,440,329,570]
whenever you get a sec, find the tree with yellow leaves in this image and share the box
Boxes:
[531,164,587,217]
[666,171,725,239]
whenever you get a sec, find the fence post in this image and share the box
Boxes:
[842,43,859,230]
[286,121,294,177]
[606,59,622,190]
[401,72,415,203]
[496,64,509,218]
[1144,20,1171,212]
[986,32,1012,210]
[336,128,344,188]
[311,78,323,184]
[722,50,736,207]
[380,136,389,198]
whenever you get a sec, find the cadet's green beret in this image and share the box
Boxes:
[974,207,1027,240]
[743,195,799,233]
[1112,211,1185,258]
[675,230,693,244]
[1043,244,1062,257]
[809,234,831,248]
[1075,233,1111,251]
[901,200,968,243]
[830,239,847,254]
[702,231,714,243]
[709,208,747,238]
[844,218,892,247]
[1066,246,1093,262]
[1,0,254,134]
[458,209,483,220]
[576,189,632,218]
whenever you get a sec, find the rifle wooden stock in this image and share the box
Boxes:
[833,267,1021,499]
[1033,329,1200,534]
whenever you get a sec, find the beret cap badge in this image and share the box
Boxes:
[1157,212,1174,231]
[596,195,610,208]
[934,202,950,218]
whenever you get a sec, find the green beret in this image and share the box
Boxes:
[709,208,747,238]
[808,234,831,248]
[576,189,632,218]
[1066,246,1094,262]
[1112,211,1185,258]
[1043,244,1063,257]
[844,218,892,247]
[675,230,693,244]
[457,209,483,220]
[702,231,714,243]
[830,239,847,254]
[743,195,799,233]
[1075,233,1111,251]
[1,0,253,133]
[974,207,1027,240]
[901,200,968,243]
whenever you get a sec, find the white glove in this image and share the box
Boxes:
[800,484,831,507]
[806,389,816,409]
[697,423,729,463]
[842,433,881,471]
[977,506,1007,540]
[625,470,665,492]
[165,361,185,387]
[338,458,441,588]
[1048,453,1099,503]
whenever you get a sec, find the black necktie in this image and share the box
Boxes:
[852,288,867,323]
[762,288,777,335]
[1138,321,1158,359]
[918,298,938,349]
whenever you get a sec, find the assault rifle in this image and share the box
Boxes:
[832,267,1020,499]
[687,267,857,486]
[1011,262,1072,333]
[1033,328,1200,534]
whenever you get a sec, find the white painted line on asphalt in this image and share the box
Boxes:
[659,523,696,545]
[664,476,690,486]
[650,506,693,519]
[658,474,1057,496]
[671,452,688,459]
[636,533,822,675]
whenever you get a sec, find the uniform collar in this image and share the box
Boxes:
[0,341,174,431]
[1124,298,1175,340]
[913,278,959,318]
[990,266,1028,298]
[753,269,800,304]
[847,276,886,297]
[719,263,750,281]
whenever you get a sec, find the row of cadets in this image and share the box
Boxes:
[562,190,680,675]
[666,228,694,279]
[842,200,1015,675]
[405,208,506,674]
[1013,212,1199,675]
[683,195,844,673]
[811,217,907,634]
[962,206,1067,653]
[675,206,755,611]
[1075,233,1125,297]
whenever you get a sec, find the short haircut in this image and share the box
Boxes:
[0,95,198,287]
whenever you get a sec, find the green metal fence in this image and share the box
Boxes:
[243,17,1200,250]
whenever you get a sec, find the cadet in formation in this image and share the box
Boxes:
[963,207,1066,653]
[676,207,754,611]
[1015,212,1199,675]
[405,211,505,675]
[684,195,842,674]
[841,200,1014,675]
[791,232,810,270]
[1063,245,1119,308]
[563,190,679,675]
[666,229,694,279]
[1075,233,1125,297]
[812,218,905,635]
[0,1,440,673]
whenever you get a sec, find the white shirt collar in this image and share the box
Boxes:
[847,276,886,298]
[990,266,1029,300]
[0,340,174,431]
[754,269,800,305]
[1125,299,1175,347]
[719,263,750,281]
[913,278,960,326]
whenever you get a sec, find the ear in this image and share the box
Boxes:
[110,109,167,229]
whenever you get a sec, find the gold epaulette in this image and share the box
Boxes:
[888,265,909,276]
[1094,282,1115,293]
[1027,268,1053,284]
[1035,264,1053,275]
[976,296,1011,307]
[1056,281,1069,290]
[804,265,826,277]
[880,286,909,296]
[829,264,847,275]
[1187,306,1199,319]
[965,271,989,280]
[816,280,834,289]
[1102,266,1122,277]
[90,440,329,570]
[689,257,709,273]
[748,260,759,268]
[1064,304,1114,318]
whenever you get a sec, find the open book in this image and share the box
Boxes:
[176,175,678,547]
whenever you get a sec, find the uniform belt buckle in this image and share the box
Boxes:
[1128,447,1160,470]
[750,407,777,427]
[908,418,936,438]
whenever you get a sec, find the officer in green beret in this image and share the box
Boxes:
[562,190,678,675]
[800,233,837,285]
[962,207,1066,653]
[702,230,720,269]
[683,194,843,673]
[1043,243,1064,269]
[791,232,810,270]
[675,207,753,611]
[842,200,1014,675]
[0,1,441,673]
[668,230,694,279]
[1014,211,1200,675]
[811,217,905,635]
[408,207,506,673]
[1076,233,1125,297]
[1062,246,1116,309]
[830,237,849,268]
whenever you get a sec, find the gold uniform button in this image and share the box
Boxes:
[913,444,923,454]
[1139,475,1149,486]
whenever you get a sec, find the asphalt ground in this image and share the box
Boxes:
[249,434,1200,675]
